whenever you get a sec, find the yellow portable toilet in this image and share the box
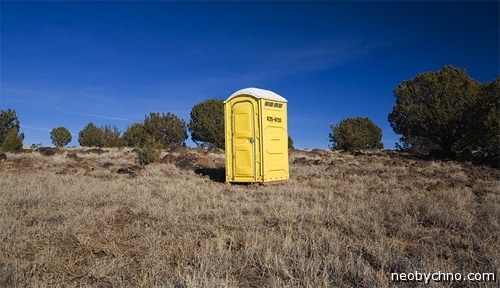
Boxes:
[224,87,289,183]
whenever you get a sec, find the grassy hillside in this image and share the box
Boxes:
[0,147,498,287]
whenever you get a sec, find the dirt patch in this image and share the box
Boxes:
[82,148,105,155]
[117,165,142,177]
[102,162,113,169]
[112,206,137,230]
[293,157,323,166]
[36,147,59,156]
[195,167,225,182]
[174,153,205,170]
[56,164,77,175]
[66,153,80,161]
[160,150,224,171]
[111,206,152,230]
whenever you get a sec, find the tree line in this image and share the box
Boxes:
[330,66,498,163]
[1,65,498,163]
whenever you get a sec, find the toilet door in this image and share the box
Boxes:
[231,100,256,182]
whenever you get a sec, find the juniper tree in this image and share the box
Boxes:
[387,66,495,158]
[329,117,383,151]
[50,126,72,147]
[188,99,225,149]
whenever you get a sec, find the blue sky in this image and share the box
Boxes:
[1,1,498,149]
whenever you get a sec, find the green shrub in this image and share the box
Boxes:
[1,127,24,152]
[123,123,148,148]
[288,135,294,150]
[477,78,500,158]
[143,112,187,148]
[188,99,224,149]
[78,123,105,147]
[388,65,498,158]
[78,123,125,148]
[136,140,161,165]
[50,126,72,147]
[329,117,383,152]
[0,108,21,147]
[102,124,125,147]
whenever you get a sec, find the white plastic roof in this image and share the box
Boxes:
[225,87,287,103]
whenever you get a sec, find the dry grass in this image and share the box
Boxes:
[0,147,499,287]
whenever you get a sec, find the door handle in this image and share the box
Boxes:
[249,138,254,144]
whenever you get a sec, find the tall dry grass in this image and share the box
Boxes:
[0,148,498,287]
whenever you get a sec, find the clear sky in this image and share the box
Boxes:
[1,1,498,149]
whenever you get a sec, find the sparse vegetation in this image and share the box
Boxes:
[0,68,498,286]
[0,147,498,287]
